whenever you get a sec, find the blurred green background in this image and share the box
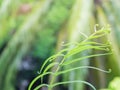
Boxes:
[0,0,120,90]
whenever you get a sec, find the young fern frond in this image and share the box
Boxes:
[28,72,54,90]
[56,66,111,76]
[40,62,59,83]
[34,81,96,90]
[65,45,109,58]
[62,53,111,65]
[51,81,96,90]
[39,53,65,74]
[28,26,111,90]
[34,84,49,90]
[43,62,59,74]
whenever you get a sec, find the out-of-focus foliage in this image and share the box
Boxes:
[101,77,120,90]
[0,0,54,90]
[0,0,120,90]
[32,0,74,59]
[108,77,120,90]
